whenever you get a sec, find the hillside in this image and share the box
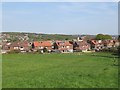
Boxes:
[2,32,77,42]
[2,32,117,42]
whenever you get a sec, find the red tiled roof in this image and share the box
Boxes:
[91,40,101,45]
[56,41,72,46]
[10,41,29,47]
[74,41,90,50]
[34,41,40,47]
[19,41,29,47]
[34,41,52,47]
[64,41,72,46]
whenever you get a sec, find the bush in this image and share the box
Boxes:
[36,50,43,54]
[8,50,21,54]
[43,48,48,53]
[101,47,118,53]
[118,46,120,56]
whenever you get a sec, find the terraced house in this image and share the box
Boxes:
[33,41,54,53]
[73,41,91,52]
[54,41,73,53]
[1,38,119,54]
[1,41,30,53]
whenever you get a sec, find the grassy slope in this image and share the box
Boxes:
[2,32,76,41]
[2,52,118,88]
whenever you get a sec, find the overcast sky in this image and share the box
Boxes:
[2,2,118,35]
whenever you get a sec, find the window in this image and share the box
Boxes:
[40,47,43,49]
[14,47,19,49]
[66,46,69,48]
[52,46,54,48]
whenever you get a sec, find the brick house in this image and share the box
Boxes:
[18,41,30,52]
[113,40,120,47]
[33,41,54,52]
[54,41,73,53]
[4,41,30,52]
[103,40,120,48]
[1,42,11,53]
[90,40,104,51]
[73,41,90,52]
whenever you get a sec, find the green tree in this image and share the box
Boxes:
[104,35,112,40]
[65,38,69,40]
[95,34,112,40]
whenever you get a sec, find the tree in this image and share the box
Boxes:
[32,43,35,49]
[95,34,112,40]
[43,47,48,53]
[65,38,69,40]
[104,35,112,40]
[118,35,120,42]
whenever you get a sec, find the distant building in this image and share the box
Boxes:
[54,41,73,53]
[90,40,104,51]
[73,41,90,52]
[33,41,54,52]
[2,41,30,53]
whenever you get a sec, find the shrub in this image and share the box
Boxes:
[101,47,118,53]
[8,50,21,54]
[43,48,48,53]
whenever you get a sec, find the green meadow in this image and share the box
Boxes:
[2,52,118,88]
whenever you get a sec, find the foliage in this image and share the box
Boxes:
[7,50,21,54]
[2,52,118,88]
[65,38,69,40]
[82,35,94,41]
[95,34,112,40]
[6,32,76,41]
[43,47,48,53]
[118,35,120,42]
[36,50,43,54]
[31,43,35,49]
[102,47,118,53]
[118,46,120,56]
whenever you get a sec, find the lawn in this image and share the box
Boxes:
[2,52,118,88]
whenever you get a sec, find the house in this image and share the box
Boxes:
[103,40,115,49]
[73,41,90,52]
[4,41,30,52]
[54,41,73,53]
[2,42,11,50]
[33,41,54,52]
[1,42,11,54]
[90,40,104,51]
[113,40,120,47]
[18,41,30,52]
[0,42,2,49]
[8,42,19,50]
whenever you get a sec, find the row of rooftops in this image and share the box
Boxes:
[1,40,73,49]
[91,40,119,45]
[1,39,119,50]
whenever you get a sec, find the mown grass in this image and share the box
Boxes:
[2,52,118,88]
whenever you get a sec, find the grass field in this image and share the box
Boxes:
[2,52,118,88]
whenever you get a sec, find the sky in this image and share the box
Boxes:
[2,2,118,35]
[1,0,120,2]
